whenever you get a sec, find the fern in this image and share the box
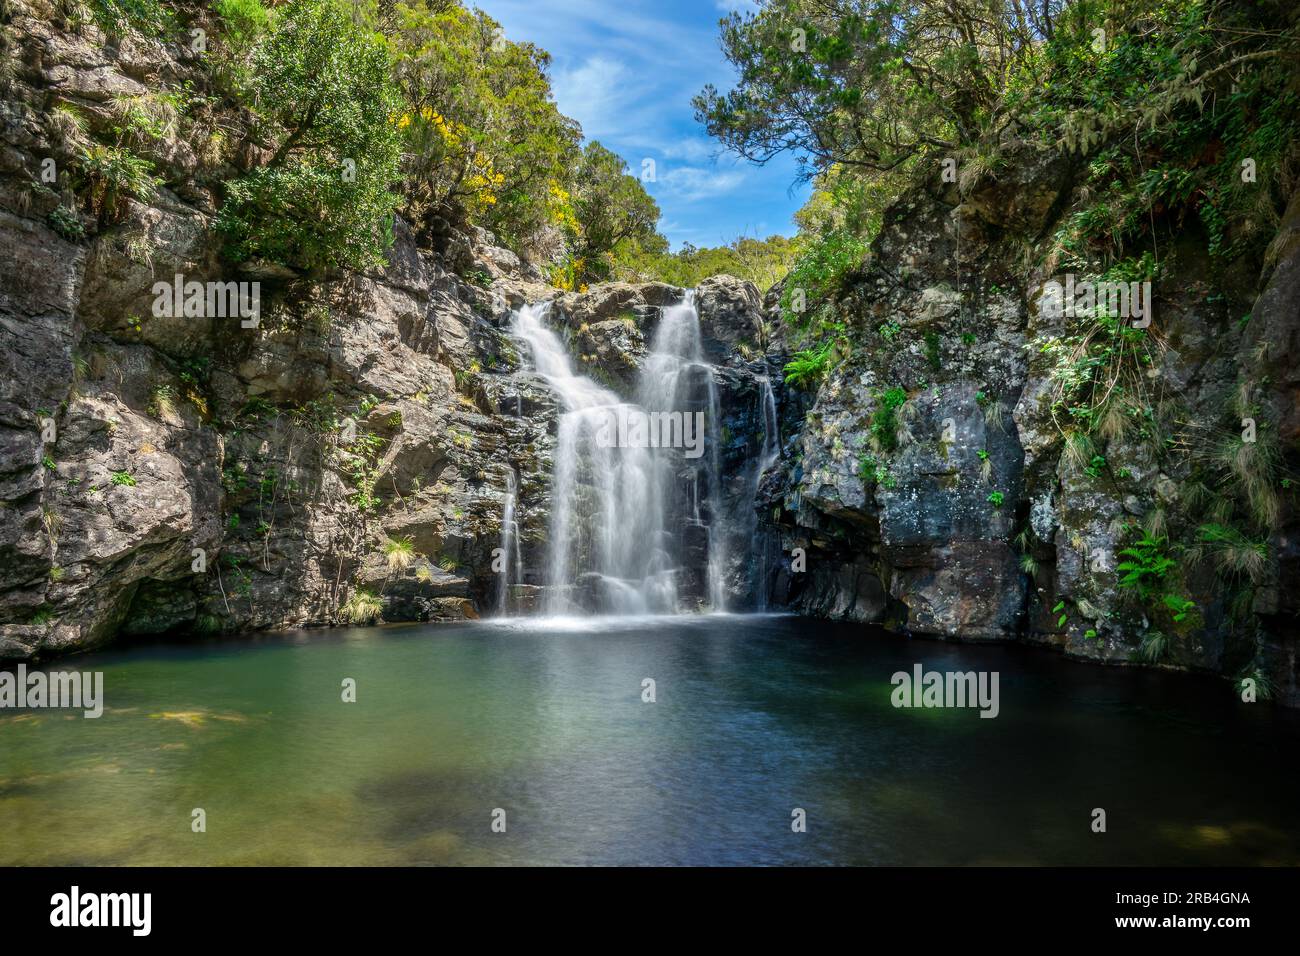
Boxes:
[782,340,835,390]
[1115,534,1176,601]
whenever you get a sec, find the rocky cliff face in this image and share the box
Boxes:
[756,149,1300,704]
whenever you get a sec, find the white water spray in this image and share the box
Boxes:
[495,469,522,614]
[509,296,728,614]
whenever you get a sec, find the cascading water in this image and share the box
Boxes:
[509,296,729,615]
[757,374,780,473]
[638,292,728,611]
[747,373,782,610]
[494,469,522,614]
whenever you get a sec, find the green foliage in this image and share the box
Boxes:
[383,536,416,571]
[562,142,662,285]
[343,426,386,512]
[211,0,274,90]
[1161,593,1196,624]
[47,206,85,241]
[147,384,176,420]
[924,331,942,371]
[214,0,272,52]
[1191,522,1268,584]
[110,92,182,147]
[987,491,1004,508]
[1115,531,1199,638]
[794,161,903,246]
[339,588,383,625]
[1116,533,1176,602]
[1137,629,1173,664]
[1038,258,1161,447]
[385,0,582,254]
[778,227,869,341]
[694,0,1026,174]
[616,234,797,291]
[89,0,172,37]
[76,144,160,223]
[1040,2,1300,267]
[110,470,136,487]
[217,0,402,271]
[1236,663,1276,702]
[782,340,835,390]
[858,454,896,489]
[699,0,1299,273]
[868,386,907,453]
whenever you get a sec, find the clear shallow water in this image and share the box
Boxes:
[1,614,1297,866]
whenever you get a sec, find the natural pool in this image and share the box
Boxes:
[1,613,1297,865]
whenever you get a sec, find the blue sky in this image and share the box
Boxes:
[474,0,811,250]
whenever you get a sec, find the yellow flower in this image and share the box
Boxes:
[397,114,412,129]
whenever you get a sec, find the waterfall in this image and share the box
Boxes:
[758,374,780,473]
[495,469,522,614]
[509,296,728,615]
[638,292,728,611]
[749,373,781,610]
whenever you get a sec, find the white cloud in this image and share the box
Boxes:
[656,166,747,202]
[659,137,720,163]
[475,0,807,246]
[551,56,634,138]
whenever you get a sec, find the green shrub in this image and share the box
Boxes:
[1116,533,1176,601]
[782,340,835,390]
[214,0,272,50]
[857,454,896,490]
[89,0,172,37]
[77,144,160,223]
[869,386,907,453]
[217,0,402,271]
[383,536,416,571]
[386,0,585,257]
[339,589,382,625]
[778,228,868,332]
[47,206,85,241]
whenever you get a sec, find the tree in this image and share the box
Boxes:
[693,0,1065,179]
[614,234,797,291]
[217,0,403,271]
[569,142,662,282]
[384,0,582,254]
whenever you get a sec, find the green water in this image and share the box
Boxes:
[1,614,1297,865]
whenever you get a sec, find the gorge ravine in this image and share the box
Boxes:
[1,10,1297,701]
